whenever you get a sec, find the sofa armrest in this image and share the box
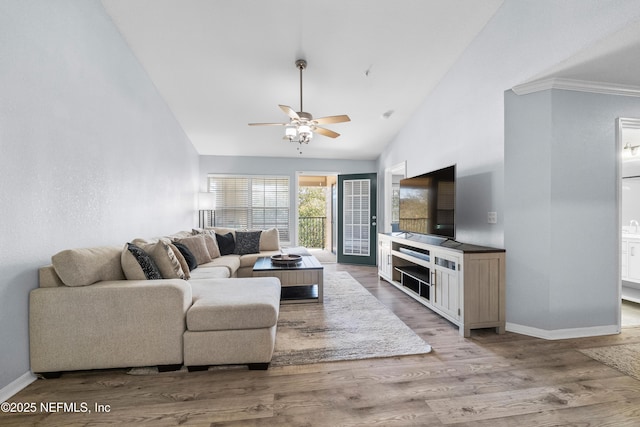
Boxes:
[30,279,192,373]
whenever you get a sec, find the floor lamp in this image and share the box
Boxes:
[198,192,216,229]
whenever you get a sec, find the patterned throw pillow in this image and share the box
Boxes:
[235,230,262,255]
[125,243,162,280]
[215,232,235,256]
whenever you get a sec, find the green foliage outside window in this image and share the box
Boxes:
[298,186,326,248]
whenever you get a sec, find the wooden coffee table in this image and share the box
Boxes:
[253,255,324,303]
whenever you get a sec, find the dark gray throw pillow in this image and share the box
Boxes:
[126,243,162,279]
[172,241,198,271]
[235,230,262,255]
[215,232,235,256]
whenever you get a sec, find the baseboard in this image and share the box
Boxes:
[506,322,620,340]
[0,371,37,403]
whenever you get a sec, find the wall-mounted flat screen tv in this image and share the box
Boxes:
[399,165,456,239]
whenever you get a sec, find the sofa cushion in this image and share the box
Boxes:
[175,235,212,265]
[172,242,198,271]
[259,228,280,251]
[235,230,262,255]
[188,266,231,280]
[122,243,163,280]
[187,278,281,331]
[198,255,241,277]
[238,250,281,268]
[215,232,235,256]
[51,246,125,287]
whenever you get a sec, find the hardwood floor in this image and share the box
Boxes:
[3,264,640,426]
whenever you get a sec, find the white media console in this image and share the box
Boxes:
[378,232,506,337]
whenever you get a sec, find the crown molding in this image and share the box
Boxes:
[512,77,640,97]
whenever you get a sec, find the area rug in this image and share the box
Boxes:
[128,271,431,375]
[270,271,431,366]
[579,343,640,381]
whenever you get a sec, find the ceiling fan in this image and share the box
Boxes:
[249,59,350,149]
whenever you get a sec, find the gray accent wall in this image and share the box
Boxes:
[505,89,640,332]
[0,1,199,392]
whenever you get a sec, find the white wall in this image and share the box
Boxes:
[377,0,640,249]
[0,0,199,393]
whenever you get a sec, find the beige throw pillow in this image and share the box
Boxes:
[192,229,221,259]
[168,242,191,280]
[259,228,280,251]
[175,235,213,265]
[52,246,125,287]
[148,242,186,279]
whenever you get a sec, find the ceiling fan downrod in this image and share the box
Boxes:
[296,59,307,113]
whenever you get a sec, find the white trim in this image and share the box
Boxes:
[383,161,406,234]
[512,77,640,97]
[1,371,37,403]
[506,322,620,340]
[295,171,339,247]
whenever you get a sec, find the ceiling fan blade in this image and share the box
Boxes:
[314,126,340,138]
[279,105,300,120]
[248,122,287,126]
[313,114,351,125]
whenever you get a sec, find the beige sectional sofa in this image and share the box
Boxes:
[30,228,283,377]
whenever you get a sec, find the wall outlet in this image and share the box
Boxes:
[488,212,498,224]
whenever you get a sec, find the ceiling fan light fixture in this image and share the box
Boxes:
[285,125,297,138]
[249,59,350,152]
[298,125,312,143]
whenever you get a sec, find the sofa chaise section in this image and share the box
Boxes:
[183,278,281,370]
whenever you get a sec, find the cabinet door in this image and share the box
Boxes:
[622,240,629,280]
[465,256,503,324]
[377,235,392,280]
[628,242,640,282]
[433,255,459,320]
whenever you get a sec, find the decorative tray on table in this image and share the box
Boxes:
[270,254,302,266]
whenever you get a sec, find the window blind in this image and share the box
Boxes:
[207,175,290,242]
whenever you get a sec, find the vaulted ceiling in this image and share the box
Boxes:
[101,0,504,159]
[101,1,640,160]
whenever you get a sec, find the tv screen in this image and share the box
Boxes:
[399,165,456,239]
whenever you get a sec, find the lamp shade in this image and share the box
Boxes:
[198,192,215,210]
[285,126,297,137]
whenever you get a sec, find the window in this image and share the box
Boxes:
[391,183,400,224]
[207,175,290,242]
